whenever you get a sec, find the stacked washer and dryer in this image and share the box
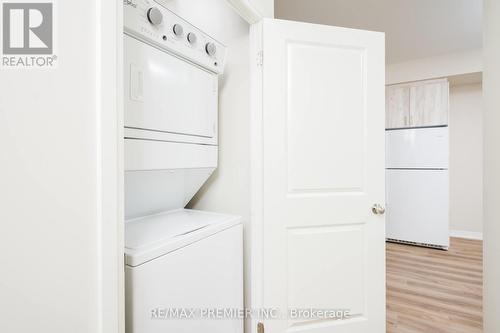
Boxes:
[123,1,243,332]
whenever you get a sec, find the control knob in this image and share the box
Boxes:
[187,32,197,44]
[173,24,184,37]
[146,7,163,26]
[205,42,217,56]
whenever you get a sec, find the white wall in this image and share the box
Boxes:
[386,49,482,85]
[0,1,121,333]
[449,83,483,235]
[483,0,500,331]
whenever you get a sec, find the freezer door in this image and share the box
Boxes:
[386,127,449,169]
[386,169,449,248]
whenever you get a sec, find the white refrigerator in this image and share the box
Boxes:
[386,127,449,249]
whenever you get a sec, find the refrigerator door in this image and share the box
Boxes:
[386,127,449,169]
[386,169,449,248]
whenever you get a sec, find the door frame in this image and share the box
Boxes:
[249,20,265,333]
[97,0,125,332]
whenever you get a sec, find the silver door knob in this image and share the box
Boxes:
[372,204,385,215]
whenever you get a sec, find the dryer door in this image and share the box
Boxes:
[124,34,218,141]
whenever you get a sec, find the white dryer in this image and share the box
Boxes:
[125,209,243,333]
[123,0,226,218]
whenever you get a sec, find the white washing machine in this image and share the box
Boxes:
[125,209,243,333]
[123,2,242,333]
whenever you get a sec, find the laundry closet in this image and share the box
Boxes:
[122,1,249,332]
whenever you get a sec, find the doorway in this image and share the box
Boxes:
[274,1,484,332]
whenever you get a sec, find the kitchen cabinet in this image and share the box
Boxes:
[410,80,449,127]
[386,85,410,129]
[386,79,449,129]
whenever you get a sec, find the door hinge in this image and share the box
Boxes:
[256,51,263,66]
[257,322,264,333]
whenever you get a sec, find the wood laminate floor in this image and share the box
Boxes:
[387,238,483,333]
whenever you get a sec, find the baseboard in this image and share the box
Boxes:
[450,230,483,240]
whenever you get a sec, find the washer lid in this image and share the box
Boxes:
[125,209,241,267]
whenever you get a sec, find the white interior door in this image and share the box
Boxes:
[251,19,386,333]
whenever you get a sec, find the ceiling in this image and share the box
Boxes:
[275,0,483,64]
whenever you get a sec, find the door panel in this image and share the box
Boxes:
[386,86,410,129]
[287,225,365,322]
[256,18,385,333]
[286,41,365,193]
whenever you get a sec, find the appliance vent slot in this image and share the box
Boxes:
[386,238,448,251]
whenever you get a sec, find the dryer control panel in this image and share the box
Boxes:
[124,0,226,74]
